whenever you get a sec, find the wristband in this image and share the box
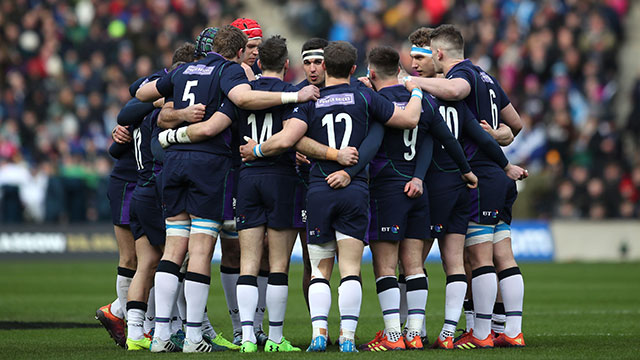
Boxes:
[253,144,264,158]
[176,127,191,143]
[411,88,423,99]
[281,92,298,104]
[325,147,338,161]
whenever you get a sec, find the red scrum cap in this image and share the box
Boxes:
[230,18,262,41]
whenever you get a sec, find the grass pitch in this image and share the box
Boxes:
[0,260,639,359]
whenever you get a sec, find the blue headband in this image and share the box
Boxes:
[410,46,432,57]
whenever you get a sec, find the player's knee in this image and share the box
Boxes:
[166,219,191,238]
[190,217,221,238]
[308,241,336,279]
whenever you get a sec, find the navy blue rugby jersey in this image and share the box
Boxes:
[132,109,162,189]
[431,96,510,173]
[109,142,138,183]
[447,59,511,166]
[155,52,249,156]
[370,85,436,182]
[431,97,475,172]
[291,83,394,183]
[219,76,298,174]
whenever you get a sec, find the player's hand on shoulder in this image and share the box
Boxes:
[403,80,420,92]
[337,146,359,166]
[296,152,310,166]
[504,163,529,181]
[461,171,478,189]
[357,77,373,89]
[112,125,132,144]
[297,85,320,102]
[185,103,206,123]
[326,170,351,189]
[404,177,423,199]
[240,136,258,162]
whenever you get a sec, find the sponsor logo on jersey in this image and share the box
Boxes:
[479,71,495,84]
[183,64,215,75]
[315,93,355,108]
[482,209,500,218]
[309,227,321,237]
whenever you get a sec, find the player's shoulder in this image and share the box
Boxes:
[250,77,297,92]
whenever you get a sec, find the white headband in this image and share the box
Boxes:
[302,49,324,61]
[410,45,432,57]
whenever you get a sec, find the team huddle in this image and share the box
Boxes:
[96,17,529,353]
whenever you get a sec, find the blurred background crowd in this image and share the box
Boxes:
[1,0,638,223]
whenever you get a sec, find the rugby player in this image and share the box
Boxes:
[222,35,305,353]
[231,17,263,80]
[223,17,268,346]
[96,124,137,348]
[406,27,527,349]
[136,25,318,353]
[409,24,527,349]
[238,41,425,352]
[358,45,477,351]
[295,37,328,311]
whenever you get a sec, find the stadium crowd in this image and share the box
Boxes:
[0,0,638,223]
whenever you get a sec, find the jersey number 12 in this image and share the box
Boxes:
[322,113,352,149]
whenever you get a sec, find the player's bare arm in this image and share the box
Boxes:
[295,136,359,166]
[500,103,523,137]
[384,80,424,129]
[157,111,232,148]
[479,120,515,146]
[227,83,320,110]
[157,101,206,129]
[239,117,308,161]
[135,79,163,102]
[409,76,470,101]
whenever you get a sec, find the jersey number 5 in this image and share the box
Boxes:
[322,113,352,149]
[182,80,199,106]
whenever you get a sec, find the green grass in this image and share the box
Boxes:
[1,260,639,359]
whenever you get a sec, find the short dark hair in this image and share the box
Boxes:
[258,35,288,72]
[301,38,329,53]
[368,46,399,79]
[430,24,464,52]
[172,42,195,64]
[408,27,433,47]
[323,41,357,78]
[213,25,248,59]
